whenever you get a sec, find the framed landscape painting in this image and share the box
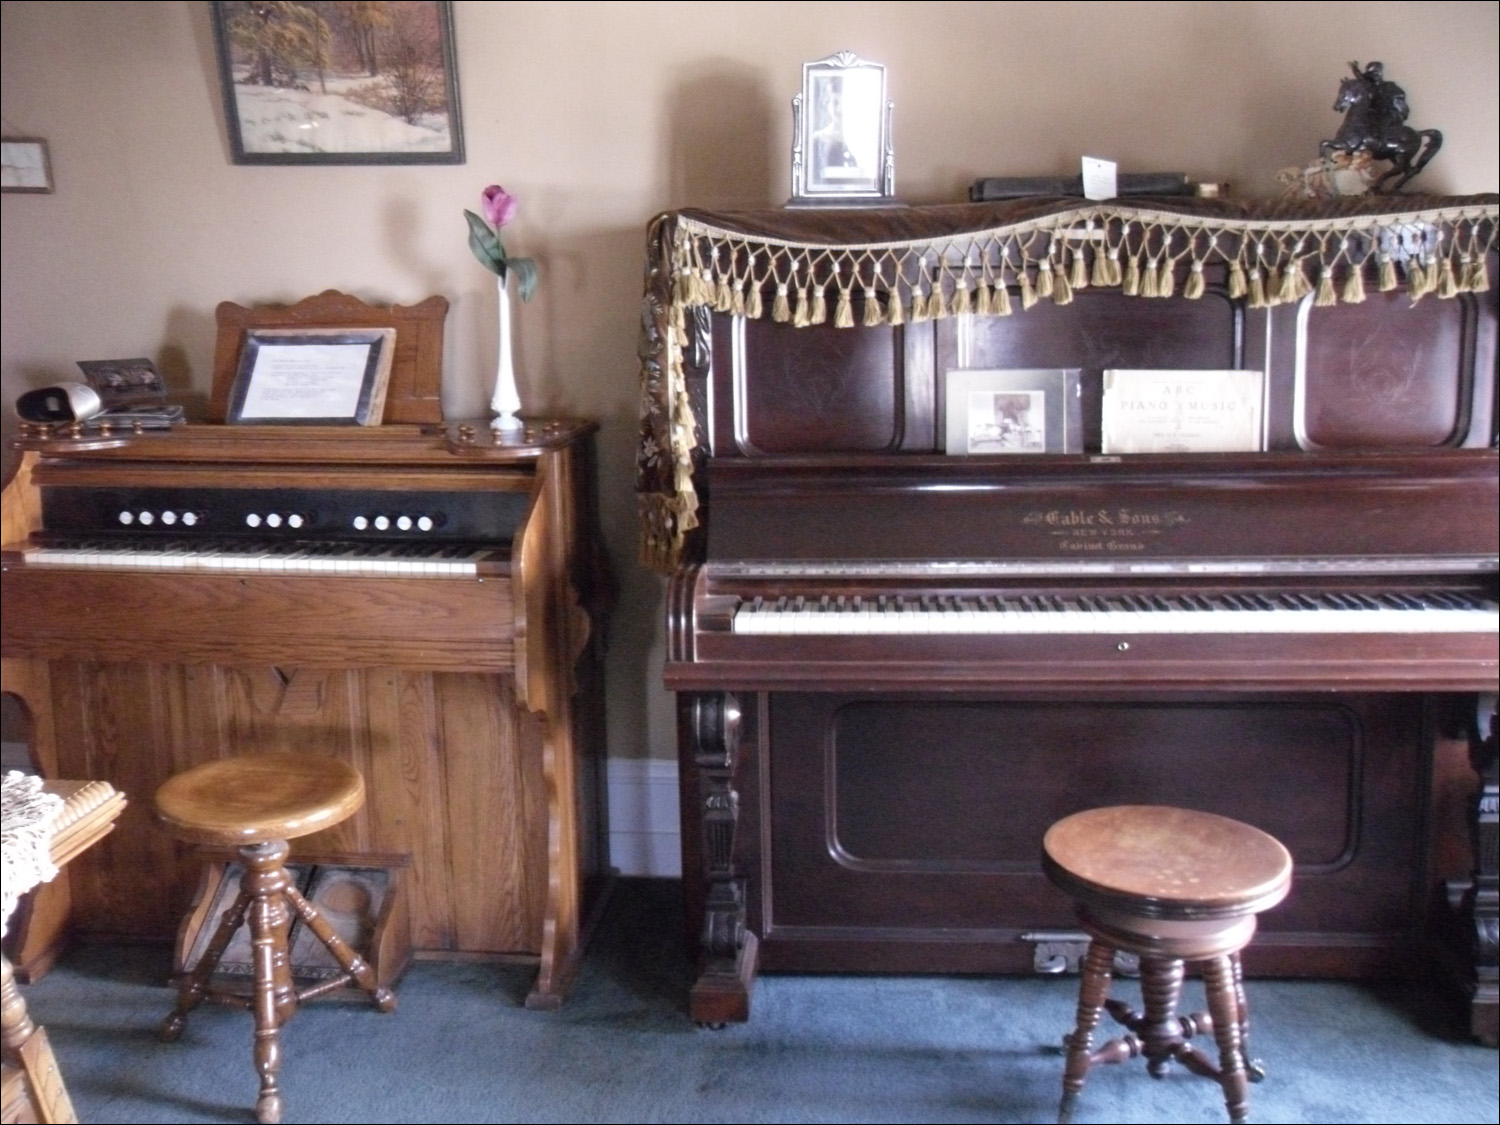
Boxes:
[210,1,464,165]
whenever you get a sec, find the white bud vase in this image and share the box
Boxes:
[489,272,523,431]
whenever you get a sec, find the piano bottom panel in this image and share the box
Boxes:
[686,690,1472,985]
[17,659,578,958]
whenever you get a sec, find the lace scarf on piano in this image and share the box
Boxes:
[2,771,63,938]
[636,195,1499,572]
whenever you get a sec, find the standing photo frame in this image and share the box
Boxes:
[227,328,395,425]
[944,369,1083,455]
[789,51,894,205]
[210,1,464,165]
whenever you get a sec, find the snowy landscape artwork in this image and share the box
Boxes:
[211,1,463,164]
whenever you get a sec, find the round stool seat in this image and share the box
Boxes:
[1043,805,1292,924]
[154,753,364,847]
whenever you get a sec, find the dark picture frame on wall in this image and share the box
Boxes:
[210,1,464,165]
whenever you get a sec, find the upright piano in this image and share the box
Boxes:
[637,197,1500,1037]
[1,292,612,1008]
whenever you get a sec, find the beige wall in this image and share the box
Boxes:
[3,0,1497,762]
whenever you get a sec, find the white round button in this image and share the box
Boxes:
[118,511,134,525]
[266,513,282,528]
[161,511,177,526]
[245,513,262,528]
[396,515,413,531]
[352,515,369,530]
[138,511,155,526]
[417,516,434,532]
[181,512,199,527]
[373,515,391,531]
[287,514,305,529]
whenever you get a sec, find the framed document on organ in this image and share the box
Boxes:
[226,327,395,425]
[1101,369,1266,453]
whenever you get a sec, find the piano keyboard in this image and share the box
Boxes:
[20,537,506,577]
[731,590,1500,635]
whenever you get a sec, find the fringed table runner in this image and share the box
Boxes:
[636,195,1499,573]
[2,771,63,939]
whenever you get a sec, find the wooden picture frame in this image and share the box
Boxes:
[945,368,1082,455]
[210,1,464,165]
[1,137,54,193]
[227,327,395,425]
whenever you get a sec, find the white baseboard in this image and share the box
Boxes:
[606,757,680,877]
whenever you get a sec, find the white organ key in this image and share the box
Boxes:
[23,538,495,578]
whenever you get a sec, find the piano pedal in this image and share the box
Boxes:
[1022,932,1140,977]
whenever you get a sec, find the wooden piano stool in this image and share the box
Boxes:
[152,754,395,1125]
[1042,806,1293,1125]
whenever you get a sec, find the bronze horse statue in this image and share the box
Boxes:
[1321,61,1441,192]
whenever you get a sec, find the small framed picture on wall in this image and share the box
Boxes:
[1,137,54,193]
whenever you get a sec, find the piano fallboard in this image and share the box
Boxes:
[706,450,1500,567]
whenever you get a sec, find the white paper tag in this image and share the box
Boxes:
[1082,156,1117,201]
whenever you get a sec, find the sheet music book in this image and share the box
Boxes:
[1101,369,1265,453]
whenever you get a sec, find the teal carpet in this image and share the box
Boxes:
[16,880,1497,1123]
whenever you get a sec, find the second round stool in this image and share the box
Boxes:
[1042,805,1292,1124]
[154,753,396,1125]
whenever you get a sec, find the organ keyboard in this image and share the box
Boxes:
[641,198,1500,1039]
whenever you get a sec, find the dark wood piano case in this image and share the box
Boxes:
[645,198,1500,1038]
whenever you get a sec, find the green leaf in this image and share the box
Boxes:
[463,209,503,274]
[511,257,539,302]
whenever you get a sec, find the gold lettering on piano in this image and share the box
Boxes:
[1023,508,1189,552]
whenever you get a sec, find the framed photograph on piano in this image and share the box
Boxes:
[226,327,395,425]
[944,368,1082,455]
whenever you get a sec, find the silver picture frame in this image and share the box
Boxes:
[944,368,1083,455]
[789,51,894,206]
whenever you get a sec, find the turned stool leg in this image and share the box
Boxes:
[1058,940,1116,1124]
[1137,956,1189,1078]
[160,889,252,1043]
[283,883,395,1011]
[1203,955,1251,1124]
[243,841,299,1125]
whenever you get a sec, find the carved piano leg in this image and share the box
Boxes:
[1454,697,1498,1046]
[683,693,758,1026]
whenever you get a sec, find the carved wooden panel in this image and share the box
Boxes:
[754,692,1428,975]
[1298,290,1478,448]
[711,310,925,454]
[43,660,549,956]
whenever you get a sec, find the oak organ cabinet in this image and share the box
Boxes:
[1,291,612,1009]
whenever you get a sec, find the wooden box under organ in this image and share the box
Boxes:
[1,292,612,1009]
[636,197,1500,1037]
